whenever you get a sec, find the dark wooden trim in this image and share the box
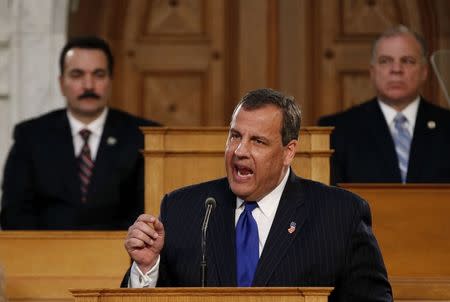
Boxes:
[311,0,322,123]
[418,0,440,105]
[224,0,239,121]
[267,0,279,89]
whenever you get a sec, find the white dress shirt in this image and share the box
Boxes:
[129,168,291,288]
[234,168,289,256]
[378,96,419,137]
[67,108,108,160]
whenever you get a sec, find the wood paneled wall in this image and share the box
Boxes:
[68,0,450,126]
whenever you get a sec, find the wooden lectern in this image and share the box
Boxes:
[342,184,450,301]
[70,287,333,302]
[142,127,332,214]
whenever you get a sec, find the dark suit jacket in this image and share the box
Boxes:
[318,98,450,185]
[0,108,160,230]
[121,172,392,302]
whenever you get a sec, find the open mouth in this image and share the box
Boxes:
[234,164,254,180]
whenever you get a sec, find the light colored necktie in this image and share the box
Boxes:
[392,113,411,183]
[236,201,259,287]
[79,129,94,202]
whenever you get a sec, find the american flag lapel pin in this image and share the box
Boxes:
[288,221,296,234]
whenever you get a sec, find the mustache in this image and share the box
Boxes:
[78,91,100,100]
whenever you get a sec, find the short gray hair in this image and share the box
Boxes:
[371,25,428,63]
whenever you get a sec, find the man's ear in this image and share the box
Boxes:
[421,63,429,83]
[58,75,65,95]
[369,63,375,80]
[283,139,298,166]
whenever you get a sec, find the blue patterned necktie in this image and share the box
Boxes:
[236,201,259,287]
[392,113,411,183]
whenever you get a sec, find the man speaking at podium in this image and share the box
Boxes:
[122,88,393,301]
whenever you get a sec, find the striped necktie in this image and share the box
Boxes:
[392,113,411,183]
[236,201,259,287]
[79,129,94,202]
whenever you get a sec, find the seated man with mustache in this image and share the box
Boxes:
[319,25,450,185]
[0,36,161,230]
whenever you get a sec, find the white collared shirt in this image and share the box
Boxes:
[129,167,291,288]
[378,96,420,137]
[67,108,108,161]
[235,167,290,256]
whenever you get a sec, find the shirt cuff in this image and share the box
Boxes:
[128,256,160,288]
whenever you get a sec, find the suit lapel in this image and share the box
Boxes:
[50,112,81,202]
[252,172,306,286]
[88,111,120,201]
[208,183,238,286]
[365,99,402,180]
[408,99,434,179]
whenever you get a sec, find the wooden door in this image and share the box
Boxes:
[115,0,227,126]
[69,0,229,126]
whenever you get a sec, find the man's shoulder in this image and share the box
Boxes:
[317,98,377,127]
[420,98,450,120]
[108,108,162,127]
[295,176,357,197]
[294,176,369,210]
[166,177,229,199]
[14,109,67,133]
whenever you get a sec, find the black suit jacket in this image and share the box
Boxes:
[319,98,450,184]
[121,172,392,302]
[0,108,160,230]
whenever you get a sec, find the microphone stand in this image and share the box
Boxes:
[201,201,214,287]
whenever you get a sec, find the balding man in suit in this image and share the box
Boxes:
[319,25,450,185]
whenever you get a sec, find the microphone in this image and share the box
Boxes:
[200,197,216,287]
